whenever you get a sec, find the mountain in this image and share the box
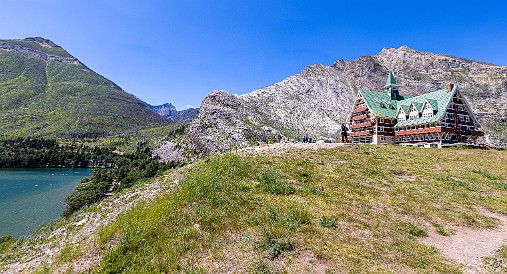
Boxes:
[149,103,177,116]
[185,46,507,154]
[148,103,199,123]
[0,37,167,138]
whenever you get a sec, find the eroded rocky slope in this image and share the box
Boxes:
[185,46,507,154]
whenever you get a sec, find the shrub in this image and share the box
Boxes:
[259,228,294,259]
[258,170,295,195]
[284,208,311,229]
[399,222,427,237]
[63,170,115,216]
[433,223,454,236]
[320,215,339,229]
[0,235,16,252]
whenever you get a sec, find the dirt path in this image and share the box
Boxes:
[420,209,507,273]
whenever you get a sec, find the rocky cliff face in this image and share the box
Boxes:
[149,103,178,116]
[149,103,199,123]
[185,46,507,154]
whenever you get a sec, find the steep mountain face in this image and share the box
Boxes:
[185,46,507,154]
[0,37,167,138]
[148,103,199,123]
[149,103,177,117]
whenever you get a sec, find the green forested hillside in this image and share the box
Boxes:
[0,37,167,138]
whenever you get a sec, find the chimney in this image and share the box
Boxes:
[446,83,454,92]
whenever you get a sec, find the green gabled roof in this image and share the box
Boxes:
[426,99,438,111]
[399,104,410,115]
[394,88,455,127]
[411,102,423,112]
[358,89,401,118]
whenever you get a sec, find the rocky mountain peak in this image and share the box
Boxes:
[24,37,59,48]
[148,103,199,123]
[0,37,79,64]
[149,103,177,116]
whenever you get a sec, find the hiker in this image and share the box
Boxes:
[303,134,308,143]
[341,123,349,143]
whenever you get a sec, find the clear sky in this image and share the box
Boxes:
[1,0,506,110]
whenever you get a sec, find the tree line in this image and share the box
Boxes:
[63,140,177,216]
[0,137,117,168]
[0,137,177,217]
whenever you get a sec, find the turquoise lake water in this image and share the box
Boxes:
[0,168,92,237]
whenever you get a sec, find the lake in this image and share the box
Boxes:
[0,168,92,237]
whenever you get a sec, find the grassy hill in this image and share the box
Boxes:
[2,144,507,273]
[0,37,167,138]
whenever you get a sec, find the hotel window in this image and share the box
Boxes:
[465,116,470,122]
[459,105,464,111]
[422,112,433,119]
[379,126,384,132]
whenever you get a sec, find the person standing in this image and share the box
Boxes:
[341,124,349,143]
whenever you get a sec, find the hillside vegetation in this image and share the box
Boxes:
[2,145,507,273]
[0,38,167,138]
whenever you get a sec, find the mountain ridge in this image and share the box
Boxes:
[0,37,167,138]
[184,46,507,154]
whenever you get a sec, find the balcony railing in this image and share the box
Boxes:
[351,114,369,121]
[350,121,373,130]
[350,130,373,137]
[352,105,368,114]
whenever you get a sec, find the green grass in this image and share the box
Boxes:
[4,145,507,273]
[0,236,16,257]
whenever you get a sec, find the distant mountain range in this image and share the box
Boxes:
[0,37,167,138]
[185,46,507,154]
[148,103,198,123]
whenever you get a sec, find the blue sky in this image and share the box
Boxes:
[1,1,506,110]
